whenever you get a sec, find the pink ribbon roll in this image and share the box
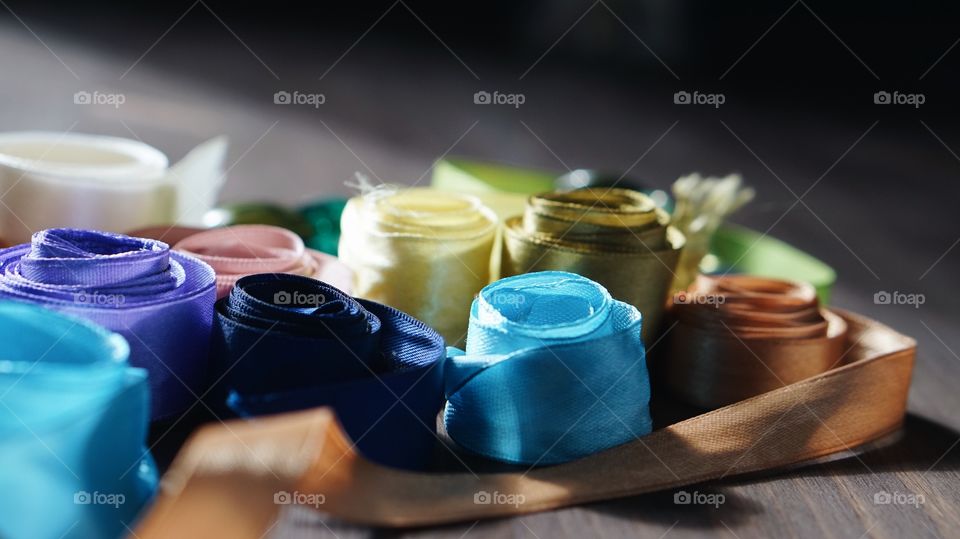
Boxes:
[174,225,353,299]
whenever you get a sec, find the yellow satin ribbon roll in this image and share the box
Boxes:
[339,187,498,344]
[502,188,685,343]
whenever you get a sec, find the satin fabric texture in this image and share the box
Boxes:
[133,308,916,536]
[501,188,685,343]
[300,198,348,255]
[208,273,446,469]
[0,229,217,419]
[0,302,157,539]
[339,187,498,345]
[664,274,847,409]
[429,158,837,301]
[173,224,353,298]
[445,271,652,464]
[0,132,226,244]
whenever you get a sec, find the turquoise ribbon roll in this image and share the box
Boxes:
[444,271,652,465]
[0,302,157,539]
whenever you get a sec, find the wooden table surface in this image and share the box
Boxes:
[1,6,958,538]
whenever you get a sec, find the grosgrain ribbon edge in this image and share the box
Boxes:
[133,307,915,535]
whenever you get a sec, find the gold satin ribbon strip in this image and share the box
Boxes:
[665,275,847,409]
[338,187,498,344]
[502,188,685,342]
[134,308,914,536]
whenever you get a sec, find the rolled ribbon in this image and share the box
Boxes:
[445,271,651,465]
[134,307,915,535]
[430,158,837,302]
[555,169,675,213]
[339,187,498,344]
[173,224,353,299]
[0,229,217,419]
[665,274,847,409]
[502,188,685,343]
[0,132,227,244]
[0,302,157,539]
[209,273,445,469]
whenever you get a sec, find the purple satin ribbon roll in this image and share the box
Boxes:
[0,228,217,420]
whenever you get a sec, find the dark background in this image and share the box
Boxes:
[1,1,958,538]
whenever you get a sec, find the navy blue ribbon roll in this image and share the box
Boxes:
[0,228,216,420]
[210,273,446,469]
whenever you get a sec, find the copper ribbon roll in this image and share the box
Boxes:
[133,309,914,536]
[665,275,847,409]
[502,188,685,342]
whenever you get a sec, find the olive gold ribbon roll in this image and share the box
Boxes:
[665,275,848,409]
[502,188,685,342]
[339,187,498,344]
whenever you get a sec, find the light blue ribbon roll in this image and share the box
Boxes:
[444,271,652,465]
[0,302,157,539]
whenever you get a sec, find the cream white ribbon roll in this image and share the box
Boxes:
[0,132,227,244]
